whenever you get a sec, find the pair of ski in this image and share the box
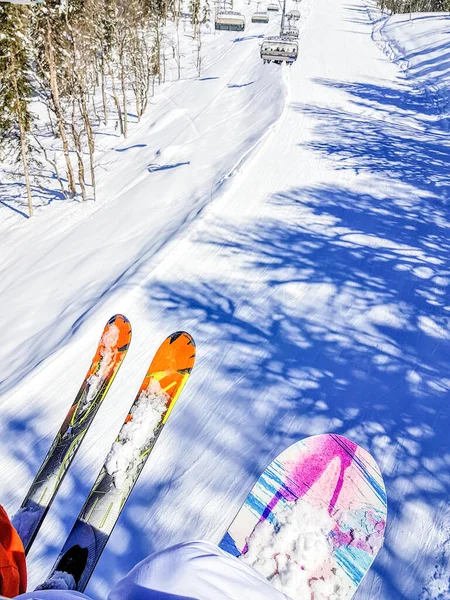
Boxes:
[12,315,196,592]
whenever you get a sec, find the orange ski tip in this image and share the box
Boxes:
[106,315,132,342]
[108,314,130,324]
[168,331,196,346]
[102,316,132,348]
[136,331,196,405]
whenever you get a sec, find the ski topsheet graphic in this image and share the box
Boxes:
[40,331,196,592]
[220,434,387,600]
[13,315,132,554]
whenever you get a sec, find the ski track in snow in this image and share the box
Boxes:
[1,0,450,598]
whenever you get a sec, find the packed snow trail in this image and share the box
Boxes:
[1,0,449,599]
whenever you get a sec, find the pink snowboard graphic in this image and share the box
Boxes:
[220,434,387,599]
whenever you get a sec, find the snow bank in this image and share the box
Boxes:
[367,4,450,130]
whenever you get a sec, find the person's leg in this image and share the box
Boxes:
[108,540,291,600]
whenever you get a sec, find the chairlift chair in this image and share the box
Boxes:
[215,10,245,31]
[280,25,299,38]
[260,36,298,64]
[251,11,269,23]
[285,9,300,20]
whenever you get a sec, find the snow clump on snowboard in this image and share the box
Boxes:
[241,499,353,599]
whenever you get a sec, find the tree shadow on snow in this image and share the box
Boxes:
[294,78,450,200]
[227,82,255,88]
[0,181,69,218]
[233,34,264,43]
[113,77,450,599]
[1,410,108,588]
[115,144,148,153]
[134,180,450,598]
[147,162,190,173]
[0,199,30,219]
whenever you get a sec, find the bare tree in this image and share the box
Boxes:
[0,4,35,217]
[1,0,214,211]
[32,9,78,197]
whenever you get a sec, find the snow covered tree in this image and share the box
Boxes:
[0,4,35,217]
[378,0,450,11]
[431,0,450,9]
[190,0,201,39]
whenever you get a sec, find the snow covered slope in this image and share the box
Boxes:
[371,7,450,131]
[0,8,286,392]
[1,0,450,599]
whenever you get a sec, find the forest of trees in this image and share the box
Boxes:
[0,0,210,216]
[377,0,450,12]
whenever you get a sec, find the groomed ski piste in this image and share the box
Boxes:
[0,0,449,598]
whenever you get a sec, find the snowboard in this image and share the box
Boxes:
[13,314,132,553]
[40,331,196,592]
[220,434,387,599]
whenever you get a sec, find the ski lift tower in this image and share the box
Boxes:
[280,0,287,35]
